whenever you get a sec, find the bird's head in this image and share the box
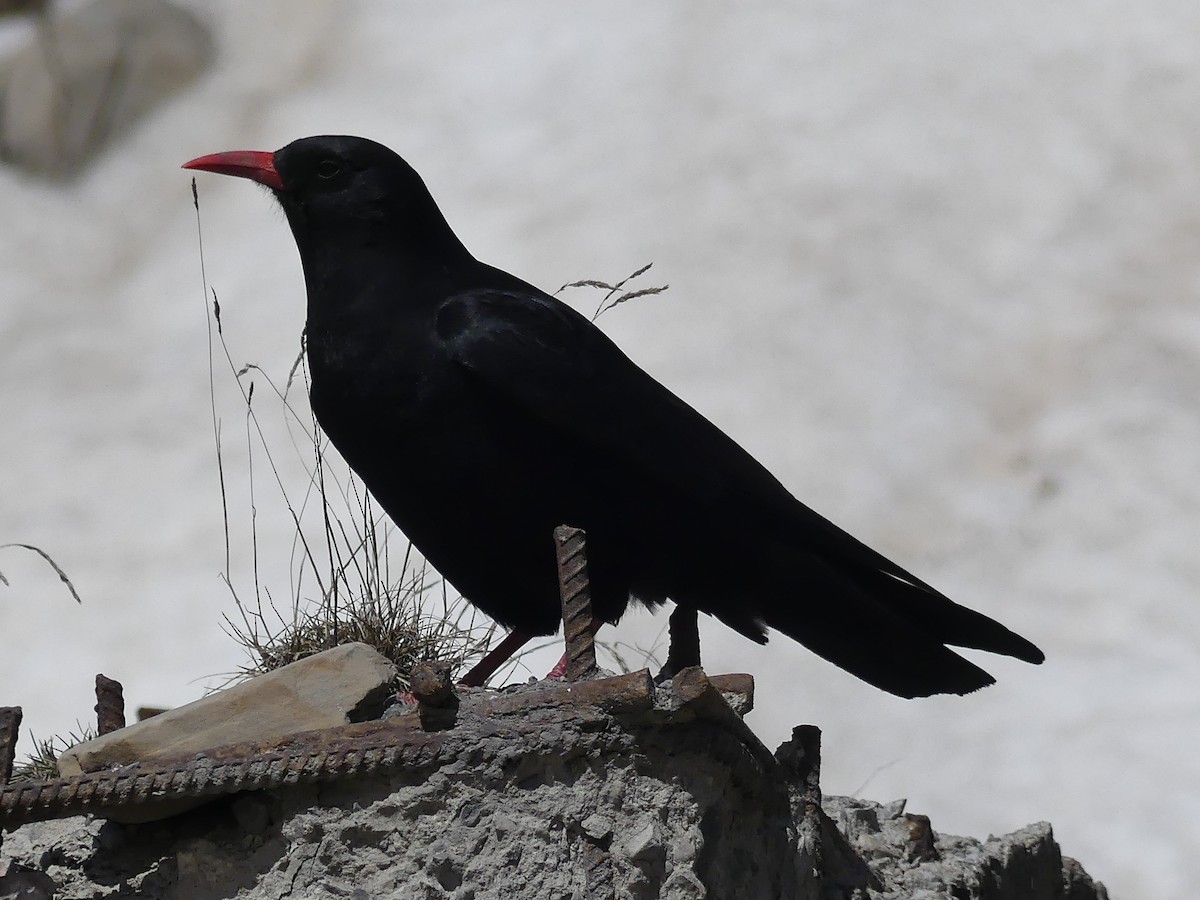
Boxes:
[183,135,469,267]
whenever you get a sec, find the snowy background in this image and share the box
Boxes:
[3,3,1199,897]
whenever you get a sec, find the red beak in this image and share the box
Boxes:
[182,150,284,191]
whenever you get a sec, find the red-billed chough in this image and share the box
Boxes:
[183,135,1044,697]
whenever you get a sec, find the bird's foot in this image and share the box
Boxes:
[654,605,701,683]
[545,651,569,680]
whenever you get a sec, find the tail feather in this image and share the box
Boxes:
[702,540,1043,699]
[828,558,1046,664]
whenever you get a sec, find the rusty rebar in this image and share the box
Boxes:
[554,524,598,681]
[582,839,614,899]
[411,661,458,731]
[904,813,939,863]
[411,661,455,707]
[0,669,657,828]
[0,706,22,786]
[0,667,757,830]
[0,724,448,828]
[672,667,777,769]
[95,674,125,735]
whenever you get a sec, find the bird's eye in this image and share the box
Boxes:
[316,160,341,180]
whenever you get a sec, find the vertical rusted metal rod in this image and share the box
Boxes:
[0,707,22,786]
[554,524,598,681]
[95,674,125,735]
[411,661,459,732]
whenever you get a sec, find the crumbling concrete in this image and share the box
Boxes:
[0,671,1108,899]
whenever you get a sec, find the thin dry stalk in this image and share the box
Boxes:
[556,262,670,321]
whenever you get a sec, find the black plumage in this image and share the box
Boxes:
[183,135,1044,698]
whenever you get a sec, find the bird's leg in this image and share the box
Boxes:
[457,629,534,687]
[545,618,602,679]
[655,604,701,683]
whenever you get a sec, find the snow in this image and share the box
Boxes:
[3,2,1197,896]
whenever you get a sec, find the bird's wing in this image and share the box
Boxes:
[437,289,912,569]
[436,288,1045,667]
[437,288,790,506]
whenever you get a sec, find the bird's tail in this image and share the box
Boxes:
[716,538,1044,699]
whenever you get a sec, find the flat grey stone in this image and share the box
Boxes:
[59,642,397,777]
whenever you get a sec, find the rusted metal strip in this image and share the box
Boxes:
[411,661,459,731]
[0,665,750,829]
[0,669,656,828]
[554,524,599,681]
[0,706,21,786]
[671,667,775,768]
[95,675,125,735]
[411,662,455,708]
[582,838,614,899]
[708,673,754,716]
[0,725,451,828]
[481,669,653,717]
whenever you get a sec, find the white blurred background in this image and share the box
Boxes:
[3,3,1199,896]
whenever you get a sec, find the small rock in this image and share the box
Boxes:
[492,814,518,838]
[456,800,486,828]
[621,820,664,862]
[580,814,613,842]
[840,804,880,838]
[881,798,907,819]
[661,868,706,899]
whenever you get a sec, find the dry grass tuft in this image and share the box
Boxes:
[9,724,97,782]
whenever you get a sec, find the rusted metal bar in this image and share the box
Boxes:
[483,669,652,717]
[904,813,939,862]
[95,675,125,735]
[0,663,759,830]
[411,661,458,731]
[582,839,614,899]
[0,668,657,828]
[671,667,776,768]
[0,722,452,828]
[554,524,598,681]
[411,662,454,707]
[0,706,21,786]
[708,673,754,716]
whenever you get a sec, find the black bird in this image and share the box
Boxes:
[183,136,1044,698]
